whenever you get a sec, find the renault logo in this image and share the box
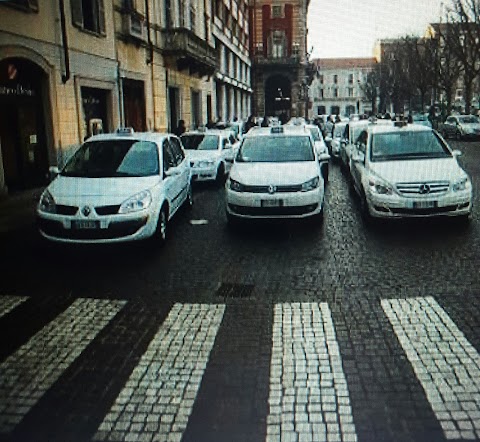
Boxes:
[419,184,431,194]
[268,185,276,194]
[82,206,92,217]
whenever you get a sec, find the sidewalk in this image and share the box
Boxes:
[0,187,44,234]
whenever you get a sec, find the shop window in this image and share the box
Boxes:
[1,0,38,12]
[71,0,106,35]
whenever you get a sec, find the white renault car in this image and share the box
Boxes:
[349,122,472,222]
[225,126,325,223]
[180,130,236,184]
[37,130,192,244]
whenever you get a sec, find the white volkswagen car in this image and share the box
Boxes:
[180,130,236,184]
[225,126,325,223]
[349,122,472,222]
[37,130,192,244]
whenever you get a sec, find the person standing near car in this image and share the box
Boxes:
[174,119,186,136]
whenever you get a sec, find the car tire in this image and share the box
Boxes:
[359,191,375,226]
[153,206,168,245]
[216,163,225,185]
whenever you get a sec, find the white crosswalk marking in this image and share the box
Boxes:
[267,303,358,442]
[0,298,125,433]
[0,296,28,319]
[382,296,480,440]
[93,303,225,442]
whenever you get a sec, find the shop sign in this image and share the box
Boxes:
[0,84,35,97]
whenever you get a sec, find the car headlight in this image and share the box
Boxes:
[197,160,215,168]
[119,190,152,214]
[301,176,320,192]
[452,177,471,192]
[38,190,56,213]
[228,178,244,192]
[368,175,393,195]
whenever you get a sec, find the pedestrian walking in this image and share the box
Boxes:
[174,120,186,136]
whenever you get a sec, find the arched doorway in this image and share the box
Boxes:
[0,58,50,191]
[265,75,292,124]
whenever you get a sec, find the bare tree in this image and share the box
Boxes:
[445,0,480,113]
[361,64,380,114]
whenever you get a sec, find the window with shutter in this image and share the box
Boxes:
[71,0,84,28]
[98,0,106,35]
[1,0,38,12]
[71,0,106,35]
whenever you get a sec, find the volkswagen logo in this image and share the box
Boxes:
[82,206,92,217]
[268,185,276,194]
[419,183,431,194]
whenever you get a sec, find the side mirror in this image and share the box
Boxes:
[452,149,462,157]
[48,166,60,182]
[318,153,331,162]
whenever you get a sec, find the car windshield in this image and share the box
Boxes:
[458,116,479,124]
[371,131,451,161]
[61,139,159,177]
[334,124,346,137]
[308,127,321,141]
[180,134,219,150]
[237,136,314,162]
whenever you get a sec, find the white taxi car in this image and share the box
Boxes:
[180,130,236,184]
[225,126,325,223]
[37,129,192,244]
[349,122,472,222]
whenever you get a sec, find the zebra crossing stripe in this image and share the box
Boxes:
[382,297,480,440]
[267,303,358,442]
[93,303,225,442]
[0,298,126,433]
[0,296,28,319]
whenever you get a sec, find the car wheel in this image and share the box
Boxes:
[216,163,225,185]
[153,206,168,245]
[359,191,374,225]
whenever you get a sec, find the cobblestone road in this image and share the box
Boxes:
[0,140,479,442]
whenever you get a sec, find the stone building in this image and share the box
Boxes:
[310,58,376,118]
[249,0,311,122]
[0,0,251,195]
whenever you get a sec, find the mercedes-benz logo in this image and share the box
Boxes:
[82,206,91,217]
[268,185,276,194]
[419,184,431,194]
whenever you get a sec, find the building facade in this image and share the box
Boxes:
[249,0,310,122]
[0,0,252,195]
[310,58,376,118]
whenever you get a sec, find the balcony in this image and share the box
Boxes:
[160,28,217,77]
[253,54,301,67]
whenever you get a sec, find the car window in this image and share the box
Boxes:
[180,134,219,150]
[371,131,451,162]
[222,138,229,149]
[61,139,159,178]
[308,127,321,142]
[237,136,315,162]
[169,137,185,165]
[162,139,176,172]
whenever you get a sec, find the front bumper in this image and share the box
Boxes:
[225,187,324,219]
[366,190,472,219]
[36,209,155,243]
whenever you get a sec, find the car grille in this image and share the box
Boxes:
[56,205,78,215]
[241,184,303,193]
[37,217,148,240]
[229,203,318,216]
[95,205,120,215]
[388,205,459,215]
[395,181,450,196]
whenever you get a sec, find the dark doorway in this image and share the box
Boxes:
[123,79,146,132]
[0,58,50,191]
[81,86,109,138]
[265,75,291,123]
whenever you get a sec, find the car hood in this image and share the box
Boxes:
[47,175,160,205]
[185,150,220,161]
[369,158,465,183]
[231,162,320,185]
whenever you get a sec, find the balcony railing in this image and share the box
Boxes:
[160,28,217,76]
[253,54,301,66]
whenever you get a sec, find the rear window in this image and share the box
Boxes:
[237,136,315,163]
[180,134,219,150]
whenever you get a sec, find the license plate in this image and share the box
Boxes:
[73,220,98,229]
[411,200,437,209]
[261,199,283,207]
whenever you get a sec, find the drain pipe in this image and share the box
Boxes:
[59,0,70,83]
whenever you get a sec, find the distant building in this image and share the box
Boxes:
[310,58,376,117]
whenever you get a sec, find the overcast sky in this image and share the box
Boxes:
[307,0,446,59]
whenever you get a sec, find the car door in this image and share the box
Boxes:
[350,130,368,192]
[222,136,235,171]
[162,139,183,216]
[169,136,190,204]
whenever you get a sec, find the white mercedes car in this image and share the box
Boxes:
[37,130,192,244]
[225,126,325,223]
[349,122,472,222]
